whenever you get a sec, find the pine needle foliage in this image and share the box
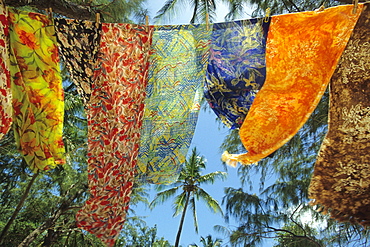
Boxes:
[220,90,370,245]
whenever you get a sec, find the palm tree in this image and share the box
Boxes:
[155,0,217,24]
[150,147,227,247]
[154,0,349,24]
[189,235,223,247]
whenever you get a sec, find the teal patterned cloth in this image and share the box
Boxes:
[205,18,270,129]
[137,24,210,184]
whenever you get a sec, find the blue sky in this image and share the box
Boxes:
[133,109,241,246]
[132,1,257,246]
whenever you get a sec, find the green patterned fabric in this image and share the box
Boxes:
[137,24,210,184]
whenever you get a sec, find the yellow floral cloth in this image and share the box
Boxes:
[309,3,370,226]
[0,0,11,140]
[222,4,363,166]
[8,9,65,171]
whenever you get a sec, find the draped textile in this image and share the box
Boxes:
[205,18,270,129]
[76,23,152,246]
[137,24,210,184]
[8,9,65,171]
[0,0,11,140]
[54,18,101,106]
[222,4,363,166]
[309,4,370,226]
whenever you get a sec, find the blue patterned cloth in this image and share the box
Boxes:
[204,18,270,129]
[137,24,210,184]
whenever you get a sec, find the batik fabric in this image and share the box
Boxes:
[309,3,370,226]
[222,4,363,166]
[137,24,210,184]
[54,18,101,106]
[76,23,152,246]
[8,9,65,171]
[0,0,11,140]
[205,18,270,129]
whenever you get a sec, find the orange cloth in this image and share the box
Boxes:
[222,4,363,166]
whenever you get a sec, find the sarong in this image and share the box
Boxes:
[222,4,363,166]
[137,24,210,184]
[0,0,11,140]
[8,9,65,171]
[54,18,101,106]
[205,18,270,129]
[309,3,370,226]
[76,23,152,246]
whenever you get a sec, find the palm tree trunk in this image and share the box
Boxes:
[0,170,39,244]
[174,191,190,247]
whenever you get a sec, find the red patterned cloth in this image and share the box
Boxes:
[76,23,152,246]
[0,0,11,139]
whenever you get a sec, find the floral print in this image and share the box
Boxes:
[54,18,101,107]
[205,18,270,129]
[137,24,210,184]
[0,0,11,140]
[309,3,370,227]
[222,4,363,166]
[8,8,65,171]
[76,23,152,246]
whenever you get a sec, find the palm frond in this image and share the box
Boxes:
[190,196,199,233]
[197,0,217,23]
[197,187,223,216]
[150,186,180,209]
[198,171,227,185]
[222,0,246,21]
[173,191,188,217]
[154,0,184,23]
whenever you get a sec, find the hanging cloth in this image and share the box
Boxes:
[137,24,210,184]
[54,18,102,107]
[76,23,152,246]
[0,0,11,140]
[222,4,363,166]
[205,18,270,129]
[309,3,370,226]
[8,8,65,171]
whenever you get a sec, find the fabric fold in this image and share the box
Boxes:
[205,18,270,129]
[0,0,11,140]
[309,3,370,226]
[8,8,65,171]
[54,18,102,106]
[222,4,363,166]
[137,24,210,184]
[76,23,152,246]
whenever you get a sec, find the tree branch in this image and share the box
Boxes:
[266,226,323,247]
[290,204,307,237]
[18,186,85,247]
[0,170,39,245]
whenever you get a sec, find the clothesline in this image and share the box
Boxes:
[43,1,361,29]
[1,2,369,246]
